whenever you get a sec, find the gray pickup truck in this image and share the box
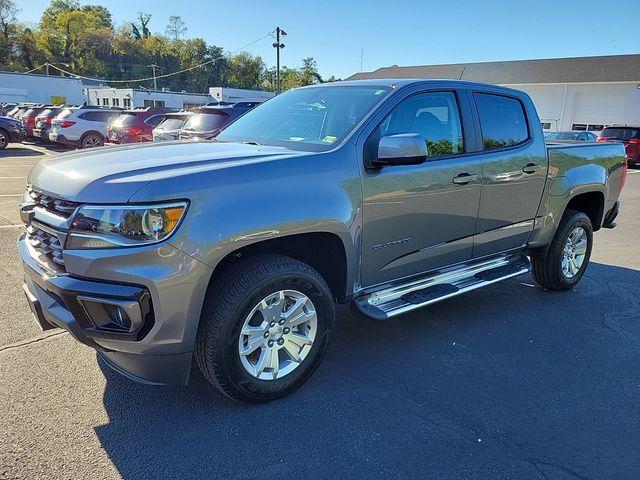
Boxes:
[19,80,626,403]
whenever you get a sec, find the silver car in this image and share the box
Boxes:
[152,111,193,142]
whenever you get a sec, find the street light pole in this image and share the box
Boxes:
[273,27,287,94]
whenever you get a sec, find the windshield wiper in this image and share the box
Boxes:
[242,140,261,146]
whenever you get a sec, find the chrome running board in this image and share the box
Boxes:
[354,254,530,320]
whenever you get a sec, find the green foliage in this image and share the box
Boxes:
[2,0,333,93]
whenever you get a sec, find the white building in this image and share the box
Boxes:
[0,71,90,104]
[86,87,211,109]
[208,87,274,104]
[348,54,640,132]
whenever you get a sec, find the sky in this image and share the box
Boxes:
[16,0,640,80]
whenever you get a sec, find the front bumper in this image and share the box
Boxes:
[18,232,212,385]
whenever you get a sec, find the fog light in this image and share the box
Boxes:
[77,296,143,334]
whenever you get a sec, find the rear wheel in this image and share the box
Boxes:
[81,132,103,149]
[195,254,335,403]
[0,129,9,150]
[532,210,593,291]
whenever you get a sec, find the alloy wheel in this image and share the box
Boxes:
[238,290,317,380]
[561,226,588,278]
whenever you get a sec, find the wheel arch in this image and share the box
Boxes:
[80,130,105,143]
[564,190,605,231]
[205,232,352,304]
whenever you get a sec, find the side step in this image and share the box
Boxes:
[354,254,530,320]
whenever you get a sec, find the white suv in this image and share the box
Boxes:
[50,107,121,148]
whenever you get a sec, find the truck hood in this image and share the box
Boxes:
[27,141,306,203]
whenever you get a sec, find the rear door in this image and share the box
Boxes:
[359,87,482,287]
[471,91,548,258]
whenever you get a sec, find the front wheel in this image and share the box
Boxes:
[532,209,593,291]
[195,254,335,403]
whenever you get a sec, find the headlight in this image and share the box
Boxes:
[67,202,188,249]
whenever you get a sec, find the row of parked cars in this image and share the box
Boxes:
[0,101,263,150]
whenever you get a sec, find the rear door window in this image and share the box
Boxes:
[474,93,529,150]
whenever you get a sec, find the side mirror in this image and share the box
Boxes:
[372,133,428,168]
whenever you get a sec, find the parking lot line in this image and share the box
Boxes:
[0,224,22,229]
[0,176,26,179]
[0,194,21,197]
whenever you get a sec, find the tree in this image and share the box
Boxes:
[165,15,186,42]
[300,57,322,85]
[81,5,112,29]
[225,52,265,89]
[130,12,151,40]
[0,0,19,67]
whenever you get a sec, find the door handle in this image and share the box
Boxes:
[452,173,479,185]
[522,163,542,174]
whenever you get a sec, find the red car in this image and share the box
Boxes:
[598,126,640,166]
[106,108,173,144]
[20,106,47,137]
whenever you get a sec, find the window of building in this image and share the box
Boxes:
[572,123,605,132]
[102,98,109,106]
[113,98,120,107]
[474,93,529,150]
[541,122,551,130]
[123,98,131,108]
[154,100,166,108]
[376,91,464,158]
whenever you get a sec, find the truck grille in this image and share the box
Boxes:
[25,187,79,219]
[26,225,65,269]
[23,187,79,274]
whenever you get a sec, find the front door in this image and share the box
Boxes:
[361,90,482,288]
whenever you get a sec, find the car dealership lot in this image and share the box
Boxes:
[1,144,639,479]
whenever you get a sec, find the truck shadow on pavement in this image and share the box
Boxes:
[94,262,640,480]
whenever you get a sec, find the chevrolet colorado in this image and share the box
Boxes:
[19,80,626,403]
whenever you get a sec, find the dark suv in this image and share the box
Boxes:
[0,116,25,149]
[179,102,261,140]
[106,108,173,144]
[598,126,640,166]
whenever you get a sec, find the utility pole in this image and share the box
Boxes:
[273,27,287,94]
[149,64,159,90]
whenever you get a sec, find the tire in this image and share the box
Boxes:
[0,129,9,150]
[80,132,104,149]
[195,254,336,403]
[532,209,593,291]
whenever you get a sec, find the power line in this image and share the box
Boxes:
[23,31,275,84]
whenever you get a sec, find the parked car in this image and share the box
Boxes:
[106,107,174,144]
[178,102,261,140]
[20,106,48,138]
[19,80,626,403]
[0,103,16,116]
[598,125,640,166]
[32,107,63,142]
[152,111,193,142]
[0,116,25,149]
[50,106,121,148]
[546,131,598,142]
[9,106,29,121]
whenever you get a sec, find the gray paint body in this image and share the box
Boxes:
[20,79,626,384]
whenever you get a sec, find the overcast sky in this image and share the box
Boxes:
[17,0,640,80]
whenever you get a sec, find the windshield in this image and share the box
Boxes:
[182,112,230,132]
[157,116,188,130]
[547,132,580,141]
[112,113,138,127]
[56,109,74,120]
[601,127,639,141]
[216,85,391,151]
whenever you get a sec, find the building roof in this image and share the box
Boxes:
[347,54,640,84]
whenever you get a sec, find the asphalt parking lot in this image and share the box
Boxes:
[1,142,639,480]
